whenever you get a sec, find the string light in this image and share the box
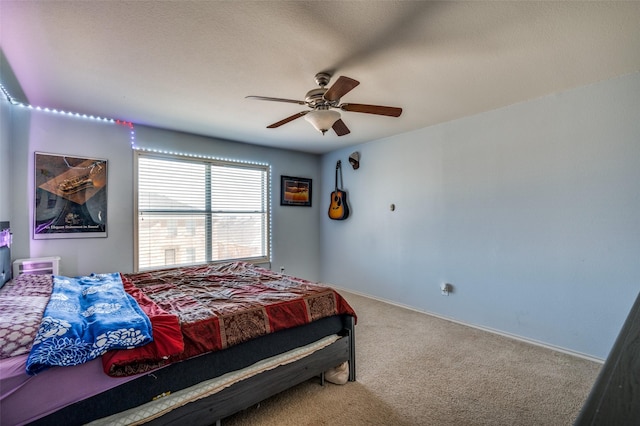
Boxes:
[1,81,137,147]
[15,100,115,123]
[114,119,136,148]
[131,146,269,167]
[0,83,18,105]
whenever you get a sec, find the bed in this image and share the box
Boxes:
[0,258,356,426]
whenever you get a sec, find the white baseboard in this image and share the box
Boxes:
[332,285,605,364]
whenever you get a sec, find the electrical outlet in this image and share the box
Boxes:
[441,283,451,296]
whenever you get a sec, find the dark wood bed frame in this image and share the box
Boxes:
[83,316,356,426]
[151,316,355,426]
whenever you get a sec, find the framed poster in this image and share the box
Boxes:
[280,176,312,207]
[34,152,108,239]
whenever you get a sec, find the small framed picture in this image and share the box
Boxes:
[280,176,312,207]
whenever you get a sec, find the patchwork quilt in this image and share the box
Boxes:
[26,273,153,375]
[108,262,357,376]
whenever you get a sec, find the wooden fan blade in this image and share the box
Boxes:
[267,111,309,128]
[246,96,307,105]
[332,119,350,136]
[340,103,403,117]
[323,76,360,102]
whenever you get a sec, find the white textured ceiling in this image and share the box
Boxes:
[1,1,639,154]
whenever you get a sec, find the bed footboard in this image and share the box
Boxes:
[346,314,356,382]
[147,334,353,425]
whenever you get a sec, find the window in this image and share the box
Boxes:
[135,152,270,271]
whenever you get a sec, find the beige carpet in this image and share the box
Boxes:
[222,291,601,425]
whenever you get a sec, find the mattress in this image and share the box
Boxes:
[3,315,349,425]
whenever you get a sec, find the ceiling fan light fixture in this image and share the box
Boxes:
[304,109,340,135]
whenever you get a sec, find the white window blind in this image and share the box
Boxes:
[135,152,269,271]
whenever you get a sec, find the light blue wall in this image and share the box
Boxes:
[6,114,321,281]
[319,72,640,359]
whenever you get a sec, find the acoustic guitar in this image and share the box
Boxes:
[328,160,350,220]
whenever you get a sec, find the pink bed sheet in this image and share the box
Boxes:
[0,353,147,425]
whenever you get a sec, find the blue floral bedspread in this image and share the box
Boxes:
[26,273,152,375]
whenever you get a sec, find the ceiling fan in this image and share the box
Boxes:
[246,72,402,136]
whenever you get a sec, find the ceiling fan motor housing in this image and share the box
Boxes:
[305,88,332,107]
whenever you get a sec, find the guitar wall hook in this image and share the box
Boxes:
[328,160,350,220]
[348,152,360,170]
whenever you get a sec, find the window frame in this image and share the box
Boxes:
[133,150,271,272]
